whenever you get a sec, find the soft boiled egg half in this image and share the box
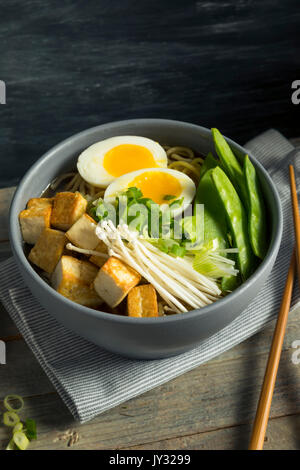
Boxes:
[77,136,168,187]
[104,168,196,216]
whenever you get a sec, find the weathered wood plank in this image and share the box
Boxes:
[291,137,300,147]
[1,0,300,189]
[0,240,19,338]
[0,241,11,261]
[0,345,299,450]
[1,304,300,399]
[0,340,55,397]
[1,362,299,450]
[126,413,300,450]
[1,315,300,450]
[0,187,15,241]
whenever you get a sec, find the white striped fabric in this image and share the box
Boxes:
[0,129,299,423]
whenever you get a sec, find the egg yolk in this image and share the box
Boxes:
[103,144,158,177]
[131,171,182,205]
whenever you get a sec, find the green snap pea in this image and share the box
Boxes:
[212,128,248,207]
[211,166,255,280]
[196,155,241,290]
[199,152,219,180]
[244,155,268,259]
[221,269,241,292]
[195,166,227,246]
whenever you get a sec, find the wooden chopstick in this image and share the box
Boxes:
[249,165,300,450]
[249,250,296,450]
[289,164,300,282]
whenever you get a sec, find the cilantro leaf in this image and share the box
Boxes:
[25,419,37,440]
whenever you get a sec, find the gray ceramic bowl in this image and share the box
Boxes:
[9,119,282,359]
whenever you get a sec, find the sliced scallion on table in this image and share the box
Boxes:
[6,439,16,451]
[13,431,30,450]
[13,422,23,433]
[2,394,37,450]
[3,411,20,427]
[4,394,24,413]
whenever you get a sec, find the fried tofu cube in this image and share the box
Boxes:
[51,192,87,231]
[27,197,53,210]
[93,257,141,308]
[28,228,66,273]
[19,206,52,245]
[52,255,102,308]
[89,241,108,268]
[127,284,158,317]
[66,213,99,250]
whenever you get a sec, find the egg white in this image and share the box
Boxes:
[77,135,168,188]
[104,168,196,216]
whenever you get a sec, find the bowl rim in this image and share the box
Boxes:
[9,118,283,325]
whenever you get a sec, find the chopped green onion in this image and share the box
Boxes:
[125,187,143,199]
[13,422,23,433]
[169,196,184,208]
[170,243,186,257]
[3,411,20,427]
[163,194,176,201]
[157,238,186,258]
[180,215,203,245]
[193,247,239,279]
[6,439,16,450]
[4,394,24,413]
[2,394,37,450]
[13,431,29,450]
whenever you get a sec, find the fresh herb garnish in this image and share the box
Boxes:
[25,419,37,440]
[169,196,184,208]
[157,238,187,257]
[88,187,203,258]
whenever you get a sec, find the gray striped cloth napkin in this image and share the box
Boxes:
[0,129,299,423]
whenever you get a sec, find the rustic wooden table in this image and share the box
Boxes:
[1,140,300,450]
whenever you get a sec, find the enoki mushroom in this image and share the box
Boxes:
[66,243,109,259]
[95,221,222,314]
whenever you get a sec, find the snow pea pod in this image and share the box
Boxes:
[199,152,219,180]
[244,155,268,259]
[221,273,241,292]
[211,166,255,280]
[212,128,248,207]
[195,166,227,245]
[196,155,241,290]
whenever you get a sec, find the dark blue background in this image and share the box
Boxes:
[0,0,299,187]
